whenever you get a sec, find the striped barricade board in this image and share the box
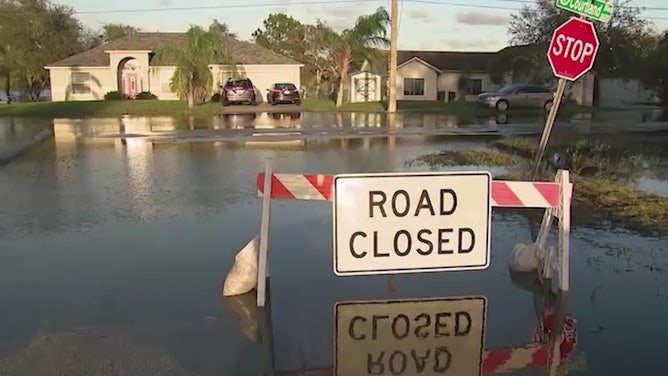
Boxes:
[252,166,572,307]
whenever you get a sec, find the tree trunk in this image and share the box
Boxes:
[186,80,195,109]
[315,70,322,98]
[335,59,349,108]
[5,73,11,104]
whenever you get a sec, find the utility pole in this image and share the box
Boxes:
[387,0,398,113]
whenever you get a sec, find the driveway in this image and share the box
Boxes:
[220,103,302,114]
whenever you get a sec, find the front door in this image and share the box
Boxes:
[123,72,138,99]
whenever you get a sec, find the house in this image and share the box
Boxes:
[395,50,501,102]
[44,33,304,102]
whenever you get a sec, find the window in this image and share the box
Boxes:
[403,78,425,96]
[275,83,297,90]
[525,86,551,93]
[471,79,483,95]
[498,85,518,94]
[70,72,90,95]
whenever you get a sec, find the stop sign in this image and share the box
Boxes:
[547,17,600,81]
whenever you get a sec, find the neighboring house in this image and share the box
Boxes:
[44,33,304,102]
[395,50,501,102]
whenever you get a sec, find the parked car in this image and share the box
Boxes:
[266,83,301,105]
[476,84,556,112]
[221,78,256,106]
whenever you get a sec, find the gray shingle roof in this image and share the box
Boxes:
[47,32,302,67]
[397,50,497,73]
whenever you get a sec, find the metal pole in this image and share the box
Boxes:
[257,159,272,307]
[387,0,398,113]
[530,78,567,179]
[259,282,276,376]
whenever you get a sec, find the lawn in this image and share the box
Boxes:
[411,139,668,233]
[0,98,593,118]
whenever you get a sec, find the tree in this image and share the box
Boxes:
[641,32,668,103]
[252,13,306,62]
[0,0,87,100]
[102,23,140,42]
[303,21,337,97]
[209,19,237,38]
[329,7,389,107]
[155,26,235,108]
[507,0,654,79]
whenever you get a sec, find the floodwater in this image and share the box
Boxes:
[0,116,668,375]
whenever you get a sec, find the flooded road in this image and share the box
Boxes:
[1,115,668,375]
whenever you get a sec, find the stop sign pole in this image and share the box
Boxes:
[531,15,600,179]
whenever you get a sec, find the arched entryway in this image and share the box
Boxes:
[118,58,140,99]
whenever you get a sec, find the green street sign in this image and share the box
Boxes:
[555,0,614,23]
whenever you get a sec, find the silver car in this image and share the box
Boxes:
[476,84,556,112]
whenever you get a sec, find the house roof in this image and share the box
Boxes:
[397,50,497,73]
[46,32,302,67]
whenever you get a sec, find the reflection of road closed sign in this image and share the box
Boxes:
[333,172,492,275]
[335,297,487,376]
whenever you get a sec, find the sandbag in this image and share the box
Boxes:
[222,236,259,296]
[509,242,540,272]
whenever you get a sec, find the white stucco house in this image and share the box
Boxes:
[392,48,600,107]
[44,32,304,102]
[394,50,502,102]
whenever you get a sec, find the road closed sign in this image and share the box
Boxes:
[333,171,491,276]
[335,297,487,376]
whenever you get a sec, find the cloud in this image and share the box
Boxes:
[455,11,511,26]
[303,3,379,30]
[405,8,436,24]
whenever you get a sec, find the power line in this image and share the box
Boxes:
[2,0,668,21]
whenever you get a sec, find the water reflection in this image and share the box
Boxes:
[225,275,577,376]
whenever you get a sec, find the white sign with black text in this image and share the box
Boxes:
[335,297,487,376]
[333,172,492,276]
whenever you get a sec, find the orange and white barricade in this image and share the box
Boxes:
[222,159,573,307]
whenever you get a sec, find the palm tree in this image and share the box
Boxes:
[156,26,235,108]
[330,7,389,107]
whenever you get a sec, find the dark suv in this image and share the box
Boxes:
[266,83,301,105]
[221,78,256,106]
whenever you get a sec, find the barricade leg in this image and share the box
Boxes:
[533,170,571,292]
[557,170,571,292]
[257,159,273,307]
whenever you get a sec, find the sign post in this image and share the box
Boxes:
[332,171,492,276]
[555,0,614,23]
[532,16,600,178]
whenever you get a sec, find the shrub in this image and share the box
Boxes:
[210,93,221,103]
[104,91,126,100]
[135,91,157,100]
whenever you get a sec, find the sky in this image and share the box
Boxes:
[59,0,668,52]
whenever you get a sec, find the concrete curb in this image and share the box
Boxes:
[0,127,53,165]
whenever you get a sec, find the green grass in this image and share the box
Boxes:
[410,150,518,168]
[414,143,668,233]
[0,98,594,118]
[0,100,219,118]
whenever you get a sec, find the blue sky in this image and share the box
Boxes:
[60,0,668,52]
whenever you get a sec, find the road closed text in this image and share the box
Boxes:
[348,189,475,258]
[333,173,491,275]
